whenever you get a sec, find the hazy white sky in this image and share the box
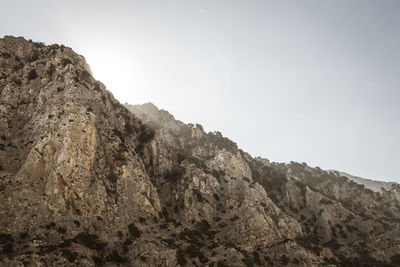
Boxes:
[1,0,400,182]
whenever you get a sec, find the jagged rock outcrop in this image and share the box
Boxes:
[247,161,400,265]
[127,103,321,266]
[0,36,399,266]
[0,36,166,266]
[127,103,400,266]
[333,171,400,202]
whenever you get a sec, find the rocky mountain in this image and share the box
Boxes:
[331,171,400,201]
[0,36,399,266]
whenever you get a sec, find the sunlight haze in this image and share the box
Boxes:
[1,0,400,182]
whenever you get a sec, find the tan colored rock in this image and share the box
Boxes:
[0,36,399,266]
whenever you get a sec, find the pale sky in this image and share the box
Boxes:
[1,0,399,182]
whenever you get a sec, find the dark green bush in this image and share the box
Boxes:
[177,249,188,265]
[182,244,207,263]
[58,239,71,248]
[231,215,239,221]
[47,64,56,77]
[114,151,126,162]
[107,172,118,183]
[3,243,14,254]
[37,245,57,255]
[128,223,142,238]
[137,125,154,143]
[12,62,24,72]
[123,238,132,253]
[179,228,203,246]
[61,58,72,67]
[74,232,106,250]
[162,238,177,248]
[217,261,229,267]
[211,170,225,181]
[61,249,78,262]
[57,227,66,234]
[213,216,221,222]
[12,77,22,86]
[106,250,128,263]
[19,232,28,239]
[1,52,11,59]
[0,233,13,244]
[280,255,289,264]
[197,219,210,231]
[164,166,185,182]
[45,222,56,229]
[92,255,105,265]
[28,50,39,62]
[27,69,38,80]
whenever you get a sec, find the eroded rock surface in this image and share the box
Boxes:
[0,36,399,266]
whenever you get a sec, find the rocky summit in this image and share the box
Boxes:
[0,36,399,266]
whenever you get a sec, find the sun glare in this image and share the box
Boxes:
[76,41,141,104]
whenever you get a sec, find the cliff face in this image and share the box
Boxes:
[0,36,164,266]
[127,103,400,266]
[334,171,400,201]
[0,36,399,266]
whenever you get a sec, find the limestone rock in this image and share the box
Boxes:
[0,36,399,266]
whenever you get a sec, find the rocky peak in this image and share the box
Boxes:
[125,103,184,132]
[333,170,399,193]
[129,103,400,266]
[1,36,399,266]
[1,36,162,265]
